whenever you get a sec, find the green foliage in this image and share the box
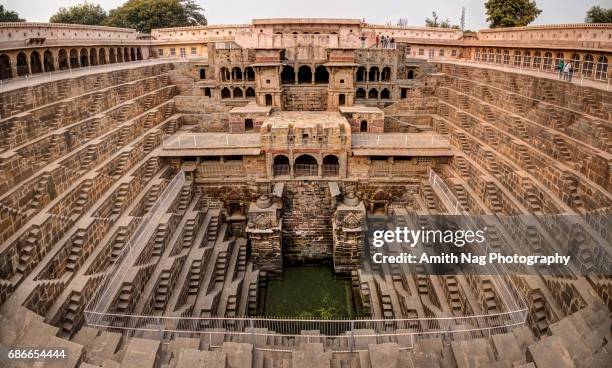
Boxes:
[49,2,107,25]
[425,11,460,29]
[103,0,207,34]
[485,0,542,28]
[0,5,25,22]
[585,6,612,23]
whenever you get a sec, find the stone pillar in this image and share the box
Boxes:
[332,192,367,274]
[245,195,283,276]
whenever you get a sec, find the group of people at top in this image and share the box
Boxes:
[375,34,395,48]
[557,59,574,82]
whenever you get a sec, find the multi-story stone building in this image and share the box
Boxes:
[0,18,610,368]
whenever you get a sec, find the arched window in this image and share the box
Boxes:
[533,51,541,69]
[381,88,391,99]
[244,66,255,81]
[487,49,494,63]
[29,51,42,74]
[109,48,116,63]
[281,65,295,84]
[475,49,481,62]
[571,53,581,72]
[368,66,379,81]
[221,87,231,99]
[136,48,143,60]
[356,66,367,82]
[381,67,392,81]
[89,48,98,66]
[543,52,552,70]
[314,65,329,83]
[554,52,564,70]
[582,53,593,77]
[130,48,136,61]
[322,155,339,177]
[368,88,378,99]
[503,50,510,65]
[0,54,12,79]
[232,67,242,80]
[360,120,368,132]
[294,154,318,176]
[356,88,366,99]
[495,49,502,64]
[98,48,106,65]
[595,55,608,80]
[407,69,414,79]
[117,48,124,62]
[522,51,531,67]
[80,48,89,67]
[513,50,521,67]
[59,49,72,70]
[16,52,28,76]
[43,50,54,72]
[245,87,255,98]
[273,155,290,177]
[123,48,129,62]
[233,87,243,98]
[297,65,312,83]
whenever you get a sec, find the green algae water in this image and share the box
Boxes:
[263,266,359,319]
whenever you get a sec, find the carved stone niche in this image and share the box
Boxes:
[332,192,367,274]
[245,194,283,276]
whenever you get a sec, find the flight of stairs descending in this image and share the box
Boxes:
[110,228,128,262]
[215,251,228,285]
[73,180,93,215]
[453,184,469,210]
[207,214,219,242]
[43,134,62,162]
[143,134,157,152]
[516,144,535,171]
[421,183,438,210]
[59,293,82,338]
[152,224,168,257]
[415,265,429,295]
[237,245,247,273]
[153,271,171,312]
[524,183,542,213]
[481,279,499,313]
[112,183,130,216]
[444,276,463,314]
[16,228,40,278]
[513,117,529,139]
[145,185,161,212]
[182,219,196,250]
[484,151,501,177]
[178,185,191,212]
[143,158,158,180]
[30,173,52,210]
[454,131,471,152]
[561,173,584,209]
[81,145,97,168]
[530,291,549,337]
[188,260,202,296]
[454,156,469,177]
[247,282,258,315]
[88,93,105,115]
[66,229,86,273]
[114,152,130,177]
[484,182,503,213]
[553,135,572,161]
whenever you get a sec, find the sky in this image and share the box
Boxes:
[3,0,611,30]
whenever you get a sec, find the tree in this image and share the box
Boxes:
[485,0,541,28]
[460,6,466,31]
[397,18,409,26]
[585,6,612,23]
[103,0,207,34]
[49,2,107,25]
[425,11,439,27]
[0,5,25,22]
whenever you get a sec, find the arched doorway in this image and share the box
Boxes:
[381,88,390,99]
[136,48,143,60]
[265,94,273,106]
[233,87,243,98]
[368,88,378,99]
[220,67,230,82]
[0,54,12,79]
[232,67,242,80]
[109,48,116,63]
[338,94,346,106]
[360,120,368,132]
[381,67,391,81]
[294,154,318,176]
[130,48,136,61]
[99,48,106,64]
[29,51,42,74]
[356,66,367,82]
[595,55,608,80]
[281,65,295,84]
[80,48,89,67]
[356,88,366,99]
[58,49,69,70]
[314,65,329,84]
[273,155,290,177]
[322,155,339,177]
[123,48,129,62]
[368,66,379,81]
[16,52,28,76]
[245,66,255,81]
[70,49,79,68]
[245,87,255,98]
[90,48,98,66]
[117,48,124,62]
[407,69,414,79]
[297,65,312,84]
[43,50,54,72]
[221,87,231,99]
